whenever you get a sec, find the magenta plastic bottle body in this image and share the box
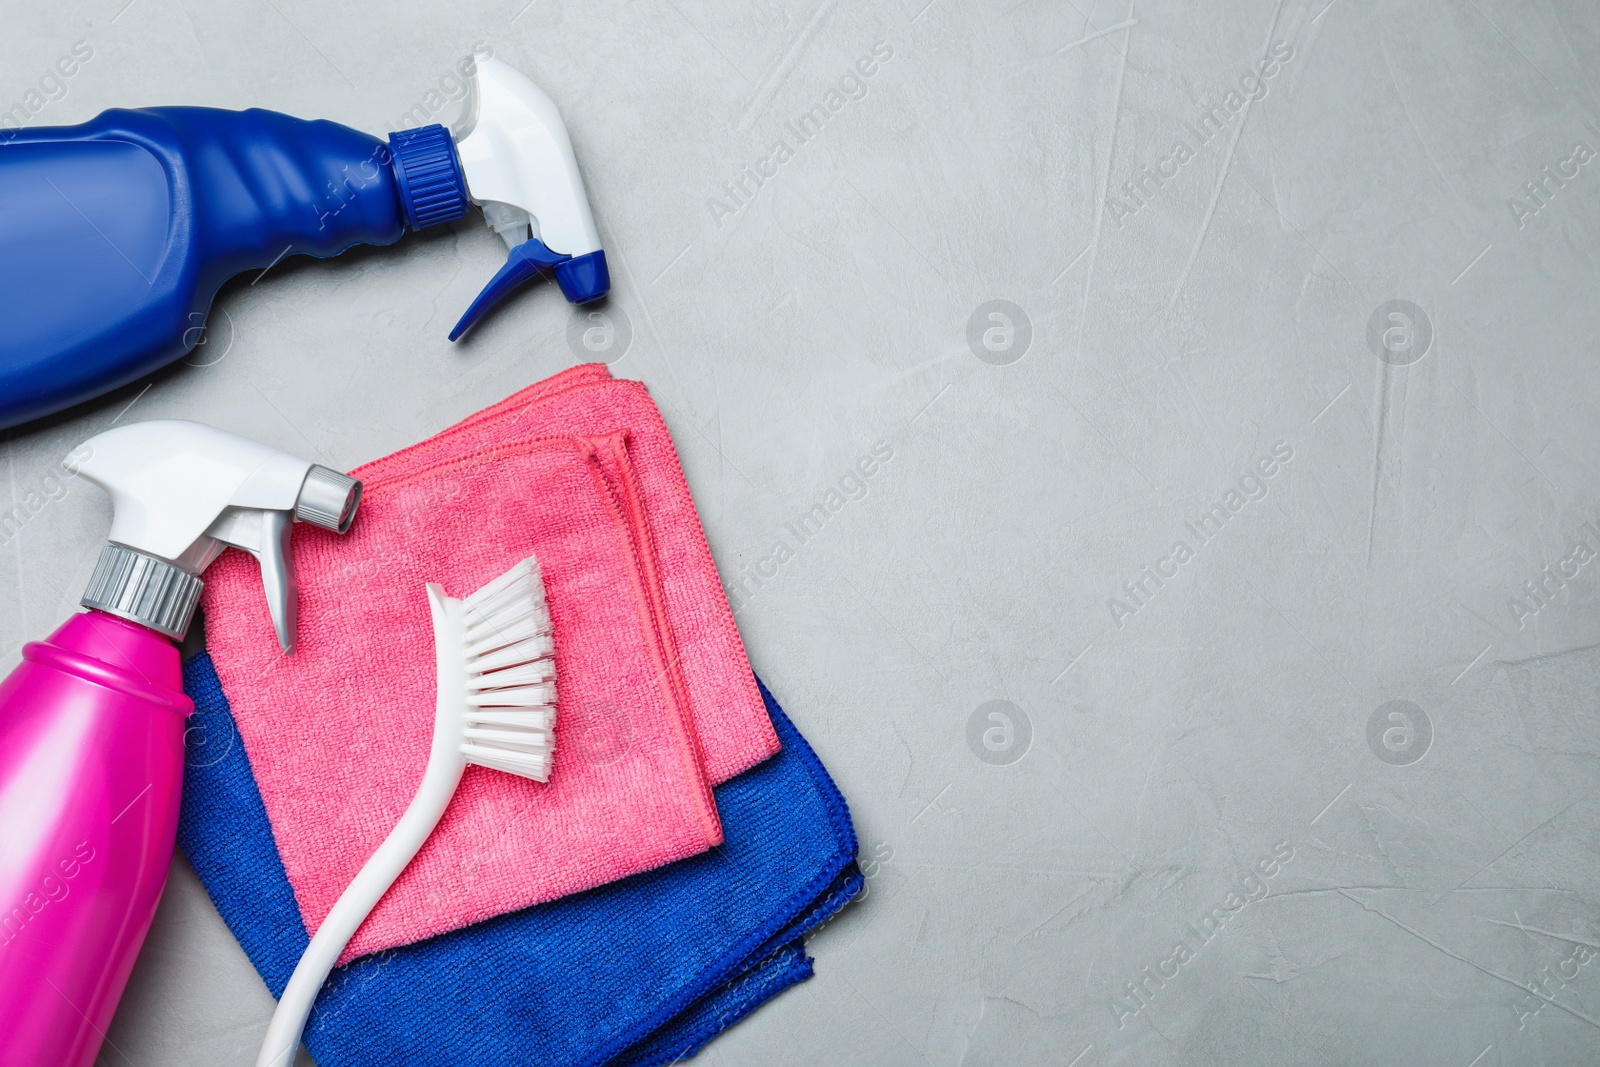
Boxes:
[0,610,191,1067]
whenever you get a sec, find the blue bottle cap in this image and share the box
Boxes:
[387,125,469,231]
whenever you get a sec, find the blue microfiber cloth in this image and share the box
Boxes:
[177,652,861,1066]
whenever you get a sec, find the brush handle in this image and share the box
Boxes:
[255,750,465,1067]
[258,584,471,1067]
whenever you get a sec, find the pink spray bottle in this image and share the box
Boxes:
[0,420,362,1067]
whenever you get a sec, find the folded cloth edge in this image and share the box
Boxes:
[611,862,865,1067]
[617,941,814,1067]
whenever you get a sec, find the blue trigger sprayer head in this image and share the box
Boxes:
[423,54,611,340]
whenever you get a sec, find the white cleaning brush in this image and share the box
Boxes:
[256,554,557,1067]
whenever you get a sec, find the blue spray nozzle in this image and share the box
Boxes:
[555,250,610,305]
[448,240,609,340]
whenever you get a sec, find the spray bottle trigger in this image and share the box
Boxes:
[450,238,568,341]
[206,508,300,653]
[448,239,611,341]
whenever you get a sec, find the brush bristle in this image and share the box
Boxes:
[458,555,556,782]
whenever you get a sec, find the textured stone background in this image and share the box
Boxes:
[6,0,1600,1063]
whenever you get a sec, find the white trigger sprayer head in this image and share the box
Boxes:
[445,54,611,339]
[73,421,362,653]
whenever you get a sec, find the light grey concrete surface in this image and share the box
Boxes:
[6,0,1600,1063]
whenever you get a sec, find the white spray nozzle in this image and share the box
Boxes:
[74,421,362,652]
[454,55,601,258]
[446,55,611,339]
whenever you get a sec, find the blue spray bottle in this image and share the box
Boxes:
[0,56,609,431]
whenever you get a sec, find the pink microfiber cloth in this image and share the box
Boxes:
[203,366,780,960]
[355,364,773,785]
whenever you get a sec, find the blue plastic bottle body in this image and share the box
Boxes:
[0,108,408,430]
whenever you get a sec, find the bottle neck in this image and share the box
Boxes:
[81,545,202,642]
[387,125,470,232]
